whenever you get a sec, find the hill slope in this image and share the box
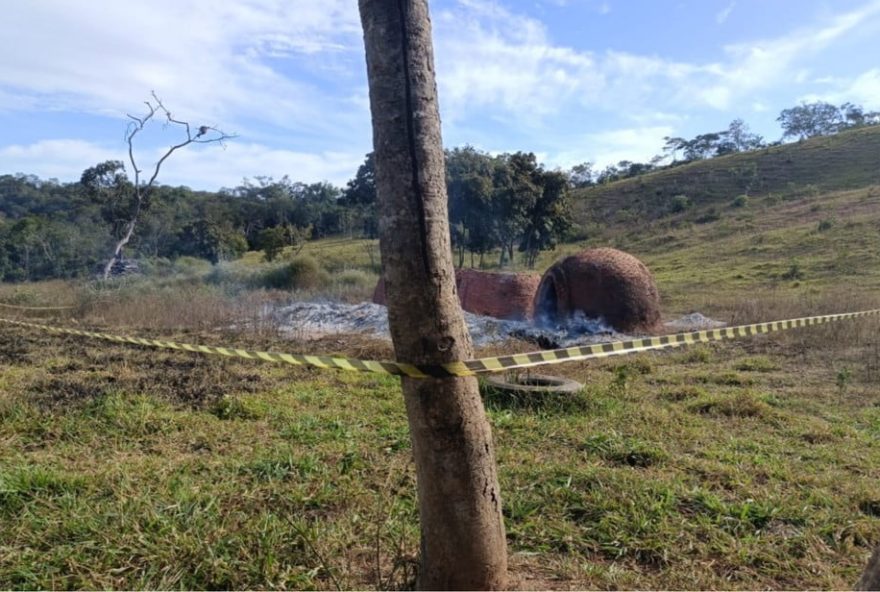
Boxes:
[542,127,880,312]
[572,125,880,226]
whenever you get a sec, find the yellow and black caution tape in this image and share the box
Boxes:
[0,302,75,311]
[1,309,879,378]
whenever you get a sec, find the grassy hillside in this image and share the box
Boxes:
[540,127,880,312]
[572,125,880,227]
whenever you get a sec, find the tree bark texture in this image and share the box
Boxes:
[102,211,140,279]
[358,1,508,589]
[857,545,880,590]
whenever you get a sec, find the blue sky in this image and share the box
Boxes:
[1,0,879,190]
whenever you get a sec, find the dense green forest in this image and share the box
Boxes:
[0,149,570,281]
[1,100,876,282]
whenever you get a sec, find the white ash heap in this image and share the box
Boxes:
[269,301,724,349]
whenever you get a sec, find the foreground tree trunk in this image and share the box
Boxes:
[857,545,880,590]
[358,1,508,589]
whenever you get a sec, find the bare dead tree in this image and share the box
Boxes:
[101,92,234,279]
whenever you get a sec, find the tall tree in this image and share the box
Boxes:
[725,118,765,152]
[358,0,508,589]
[520,168,571,268]
[446,146,496,266]
[492,152,541,266]
[340,152,379,237]
[777,102,842,140]
[662,136,687,162]
[568,161,595,188]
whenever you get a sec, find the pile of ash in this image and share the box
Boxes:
[663,312,726,331]
[270,301,725,349]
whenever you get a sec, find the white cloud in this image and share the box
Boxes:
[435,0,880,120]
[701,1,880,108]
[0,139,364,190]
[0,0,363,134]
[3,0,880,189]
[0,140,118,180]
[160,143,364,189]
[434,0,604,123]
[548,125,674,171]
[844,69,880,109]
[799,68,880,109]
[716,1,736,24]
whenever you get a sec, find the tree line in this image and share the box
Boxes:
[569,100,880,188]
[2,99,876,283]
[0,146,571,281]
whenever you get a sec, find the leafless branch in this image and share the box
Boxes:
[101,92,235,279]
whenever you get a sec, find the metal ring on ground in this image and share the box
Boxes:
[483,373,584,395]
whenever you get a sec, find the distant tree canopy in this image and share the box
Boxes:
[0,146,573,280]
[778,101,880,140]
[447,147,571,268]
[568,101,878,188]
[339,152,378,238]
[2,99,876,282]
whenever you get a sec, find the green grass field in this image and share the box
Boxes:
[3,131,880,588]
[2,281,879,589]
[1,308,879,589]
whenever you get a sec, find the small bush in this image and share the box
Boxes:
[670,194,692,213]
[803,183,821,198]
[210,395,263,420]
[207,261,264,287]
[817,218,835,232]
[138,257,174,277]
[731,194,749,208]
[781,261,804,281]
[659,385,707,402]
[260,256,330,291]
[677,346,713,364]
[694,208,720,224]
[836,367,852,394]
[335,269,374,289]
[171,256,213,277]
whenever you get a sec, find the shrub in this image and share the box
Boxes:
[138,257,173,277]
[734,356,779,372]
[688,392,770,418]
[260,256,330,291]
[207,261,264,287]
[694,208,720,224]
[731,194,749,208]
[257,226,287,262]
[335,269,374,289]
[171,256,213,277]
[803,183,821,198]
[670,194,692,213]
[817,218,834,232]
[781,261,804,281]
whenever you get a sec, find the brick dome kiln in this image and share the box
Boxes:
[534,248,661,333]
[373,269,541,321]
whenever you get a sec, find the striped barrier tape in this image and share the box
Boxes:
[0,302,76,311]
[2,309,879,378]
